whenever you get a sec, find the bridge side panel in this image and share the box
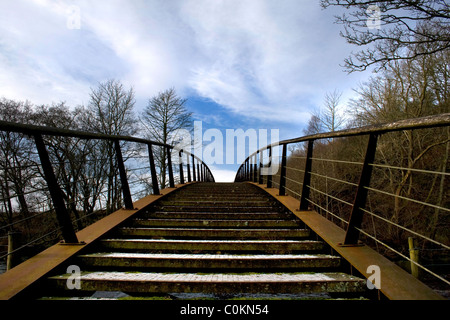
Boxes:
[0,184,192,300]
[250,182,445,300]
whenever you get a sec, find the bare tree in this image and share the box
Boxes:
[320,90,346,133]
[83,79,137,212]
[349,48,450,244]
[141,88,193,188]
[0,99,35,230]
[321,0,450,72]
[306,90,345,136]
[303,115,324,136]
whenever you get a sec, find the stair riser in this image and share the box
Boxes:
[155,206,282,213]
[129,220,300,228]
[116,228,310,239]
[48,278,366,294]
[77,257,341,269]
[98,240,325,252]
[157,201,275,207]
[41,182,369,300]
[141,213,291,220]
[168,195,269,199]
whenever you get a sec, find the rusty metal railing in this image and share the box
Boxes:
[235,113,450,287]
[0,120,213,268]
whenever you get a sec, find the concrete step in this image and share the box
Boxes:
[157,200,275,207]
[116,227,310,239]
[128,219,301,228]
[98,239,326,253]
[155,206,281,213]
[76,253,341,270]
[39,182,370,300]
[169,194,269,199]
[47,271,367,294]
[140,212,292,220]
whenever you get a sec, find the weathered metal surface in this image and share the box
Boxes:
[115,140,134,210]
[251,182,445,300]
[191,154,196,181]
[344,133,378,244]
[0,183,192,300]
[0,120,211,182]
[279,113,450,147]
[167,146,175,188]
[147,143,160,195]
[179,150,185,185]
[279,143,287,196]
[19,182,368,299]
[267,145,273,188]
[34,133,78,244]
[238,114,450,170]
[299,140,313,211]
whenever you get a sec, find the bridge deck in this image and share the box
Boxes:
[0,182,444,300]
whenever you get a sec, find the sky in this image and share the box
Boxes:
[0,0,373,182]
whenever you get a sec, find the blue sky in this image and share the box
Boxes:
[0,0,372,181]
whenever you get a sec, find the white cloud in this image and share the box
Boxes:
[0,0,365,125]
[179,0,361,123]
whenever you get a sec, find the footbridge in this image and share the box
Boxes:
[0,114,448,300]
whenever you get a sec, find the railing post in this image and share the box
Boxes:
[248,158,252,181]
[253,153,258,183]
[34,133,78,243]
[186,153,192,182]
[147,143,160,195]
[409,237,420,278]
[235,164,241,182]
[179,150,185,185]
[244,158,248,181]
[267,146,272,188]
[115,140,133,210]
[6,231,21,270]
[251,154,255,182]
[192,155,196,182]
[344,133,379,245]
[167,146,175,188]
[197,163,201,181]
[279,143,287,196]
[258,151,263,184]
[299,140,314,211]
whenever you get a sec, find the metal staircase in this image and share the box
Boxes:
[40,183,368,300]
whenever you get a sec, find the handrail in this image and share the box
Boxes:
[235,113,450,287]
[0,120,214,247]
[1,120,176,148]
[0,120,213,182]
[246,113,450,159]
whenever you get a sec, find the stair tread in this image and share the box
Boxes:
[121,227,307,231]
[132,219,297,222]
[129,219,300,227]
[79,253,339,260]
[39,182,369,299]
[101,239,320,244]
[49,271,364,283]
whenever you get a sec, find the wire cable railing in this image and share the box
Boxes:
[235,113,450,291]
[0,120,214,271]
